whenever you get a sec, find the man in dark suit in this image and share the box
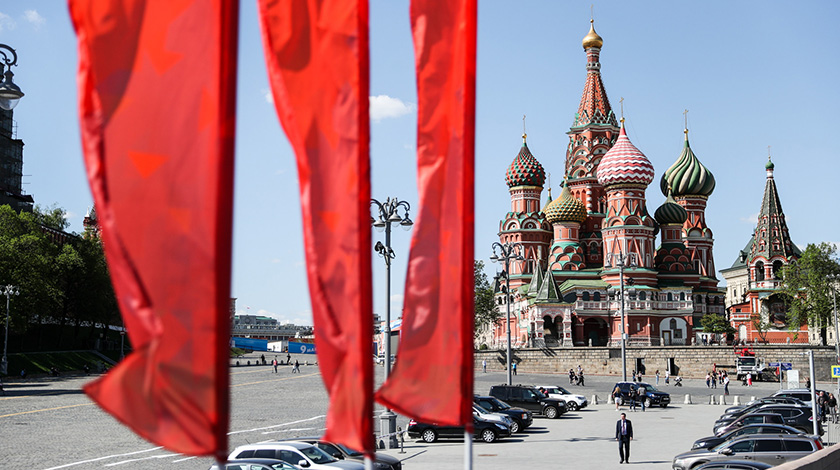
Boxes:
[615,412,633,463]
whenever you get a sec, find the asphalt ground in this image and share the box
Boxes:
[0,352,836,470]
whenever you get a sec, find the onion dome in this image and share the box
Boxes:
[544,183,587,224]
[654,189,687,225]
[582,19,603,49]
[505,134,546,188]
[659,130,715,197]
[765,156,775,170]
[596,124,655,187]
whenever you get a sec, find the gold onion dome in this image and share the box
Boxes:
[654,190,688,225]
[505,134,546,188]
[582,20,603,49]
[660,130,715,197]
[544,184,587,224]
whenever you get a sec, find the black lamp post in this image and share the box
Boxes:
[1,284,20,375]
[370,197,412,448]
[490,242,524,386]
[0,44,24,111]
[604,251,636,382]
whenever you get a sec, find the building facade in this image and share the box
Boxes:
[0,108,33,212]
[485,21,725,350]
[720,158,811,344]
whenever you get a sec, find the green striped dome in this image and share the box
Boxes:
[545,184,587,224]
[660,133,715,197]
[654,191,687,225]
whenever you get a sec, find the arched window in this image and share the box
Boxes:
[594,292,601,301]
[638,291,646,301]
[755,261,765,281]
[680,292,685,301]
[667,292,673,301]
[582,292,590,301]
[669,319,677,330]
[772,260,783,279]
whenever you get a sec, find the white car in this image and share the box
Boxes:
[229,442,363,470]
[536,385,588,411]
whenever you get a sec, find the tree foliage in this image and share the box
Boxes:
[778,242,840,331]
[700,313,735,335]
[474,260,499,340]
[0,205,118,349]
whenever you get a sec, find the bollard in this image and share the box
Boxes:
[607,395,614,404]
[591,395,599,405]
[684,394,692,404]
[720,394,726,405]
[750,396,756,402]
[398,427,405,454]
[733,396,740,406]
[709,395,715,405]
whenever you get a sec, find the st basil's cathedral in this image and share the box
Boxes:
[484,20,727,349]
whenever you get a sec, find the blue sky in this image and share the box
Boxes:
[1,2,838,325]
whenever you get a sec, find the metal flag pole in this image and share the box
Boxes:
[464,429,473,470]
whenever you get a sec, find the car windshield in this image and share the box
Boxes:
[336,443,363,457]
[300,446,338,464]
[556,387,572,395]
[638,383,659,392]
[488,397,509,410]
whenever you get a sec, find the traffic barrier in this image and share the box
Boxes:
[607,395,614,404]
[591,395,599,405]
[733,396,740,406]
[751,396,756,402]
[684,394,692,404]
[709,395,716,405]
[720,394,727,405]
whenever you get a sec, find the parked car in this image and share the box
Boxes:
[473,395,533,432]
[690,460,774,470]
[275,439,401,470]
[406,416,511,443]
[488,384,567,418]
[209,459,300,470]
[691,424,807,450]
[771,389,824,407]
[713,413,785,436]
[473,404,515,431]
[672,434,822,470]
[228,442,364,470]
[611,381,671,408]
[535,385,588,410]
[723,396,805,414]
[715,404,820,435]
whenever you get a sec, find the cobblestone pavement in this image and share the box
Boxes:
[0,353,836,470]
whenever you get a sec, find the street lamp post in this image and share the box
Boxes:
[0,44,25,111]
[828,274,840,398]
[370,197,413,449]
[490,242,524,386]
[1,284,20,376]
[605,251,636,382]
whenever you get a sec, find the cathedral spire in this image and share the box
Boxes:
[573,19,617,129]
[751,155,796,262]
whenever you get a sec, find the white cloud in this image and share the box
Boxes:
[263,88,274,104]
[390,294,404,304]
[370,95,415,122]
[0,12,15,32]
[64,211,76,221]
[23,9,45,29]
[740,212,758,224]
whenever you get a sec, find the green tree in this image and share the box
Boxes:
[700,313,735,335]
[474,260,499,341]
[778,242,840,343]
[33,203,70,231]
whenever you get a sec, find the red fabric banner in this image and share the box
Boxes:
[375,0,476,427]
[69,0,236,459]
[257,0,374,454]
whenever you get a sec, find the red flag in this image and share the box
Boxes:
[258,0,374,454]
[69,0,236,459]
[375,0,476,427]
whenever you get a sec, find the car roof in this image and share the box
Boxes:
[234,442,313,451]
[733,424,802,432]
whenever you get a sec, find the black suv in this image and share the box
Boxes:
[611,381,670,408]
[474,395,533,432]
[488,384,567,418]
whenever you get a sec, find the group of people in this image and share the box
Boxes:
[568,365,585,386]
[612,384,647,412]
[268,354,298,373]
[817,391,839,424]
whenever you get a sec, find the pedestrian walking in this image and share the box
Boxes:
[723,374,730,395]
[272,357,278,373]
[579,370,585,387]
[711,372,717,389]
[260,354,266,365]
[569,368,576,385]
[828,393,837,423]
[512,362,517,375]
[746,372,752,387]
[482,359,487,373]
[637,385,646,412]
[628,388,637,412]
[286,353,291,364]
[615,413,633,464]
[705,373,711,388]
[665,370,670,385]
[292,360,300,373]
[613,385,622,410]
[655,370,660,385]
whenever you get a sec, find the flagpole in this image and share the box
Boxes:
[464,430,472,470]
[364,456,373,470]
